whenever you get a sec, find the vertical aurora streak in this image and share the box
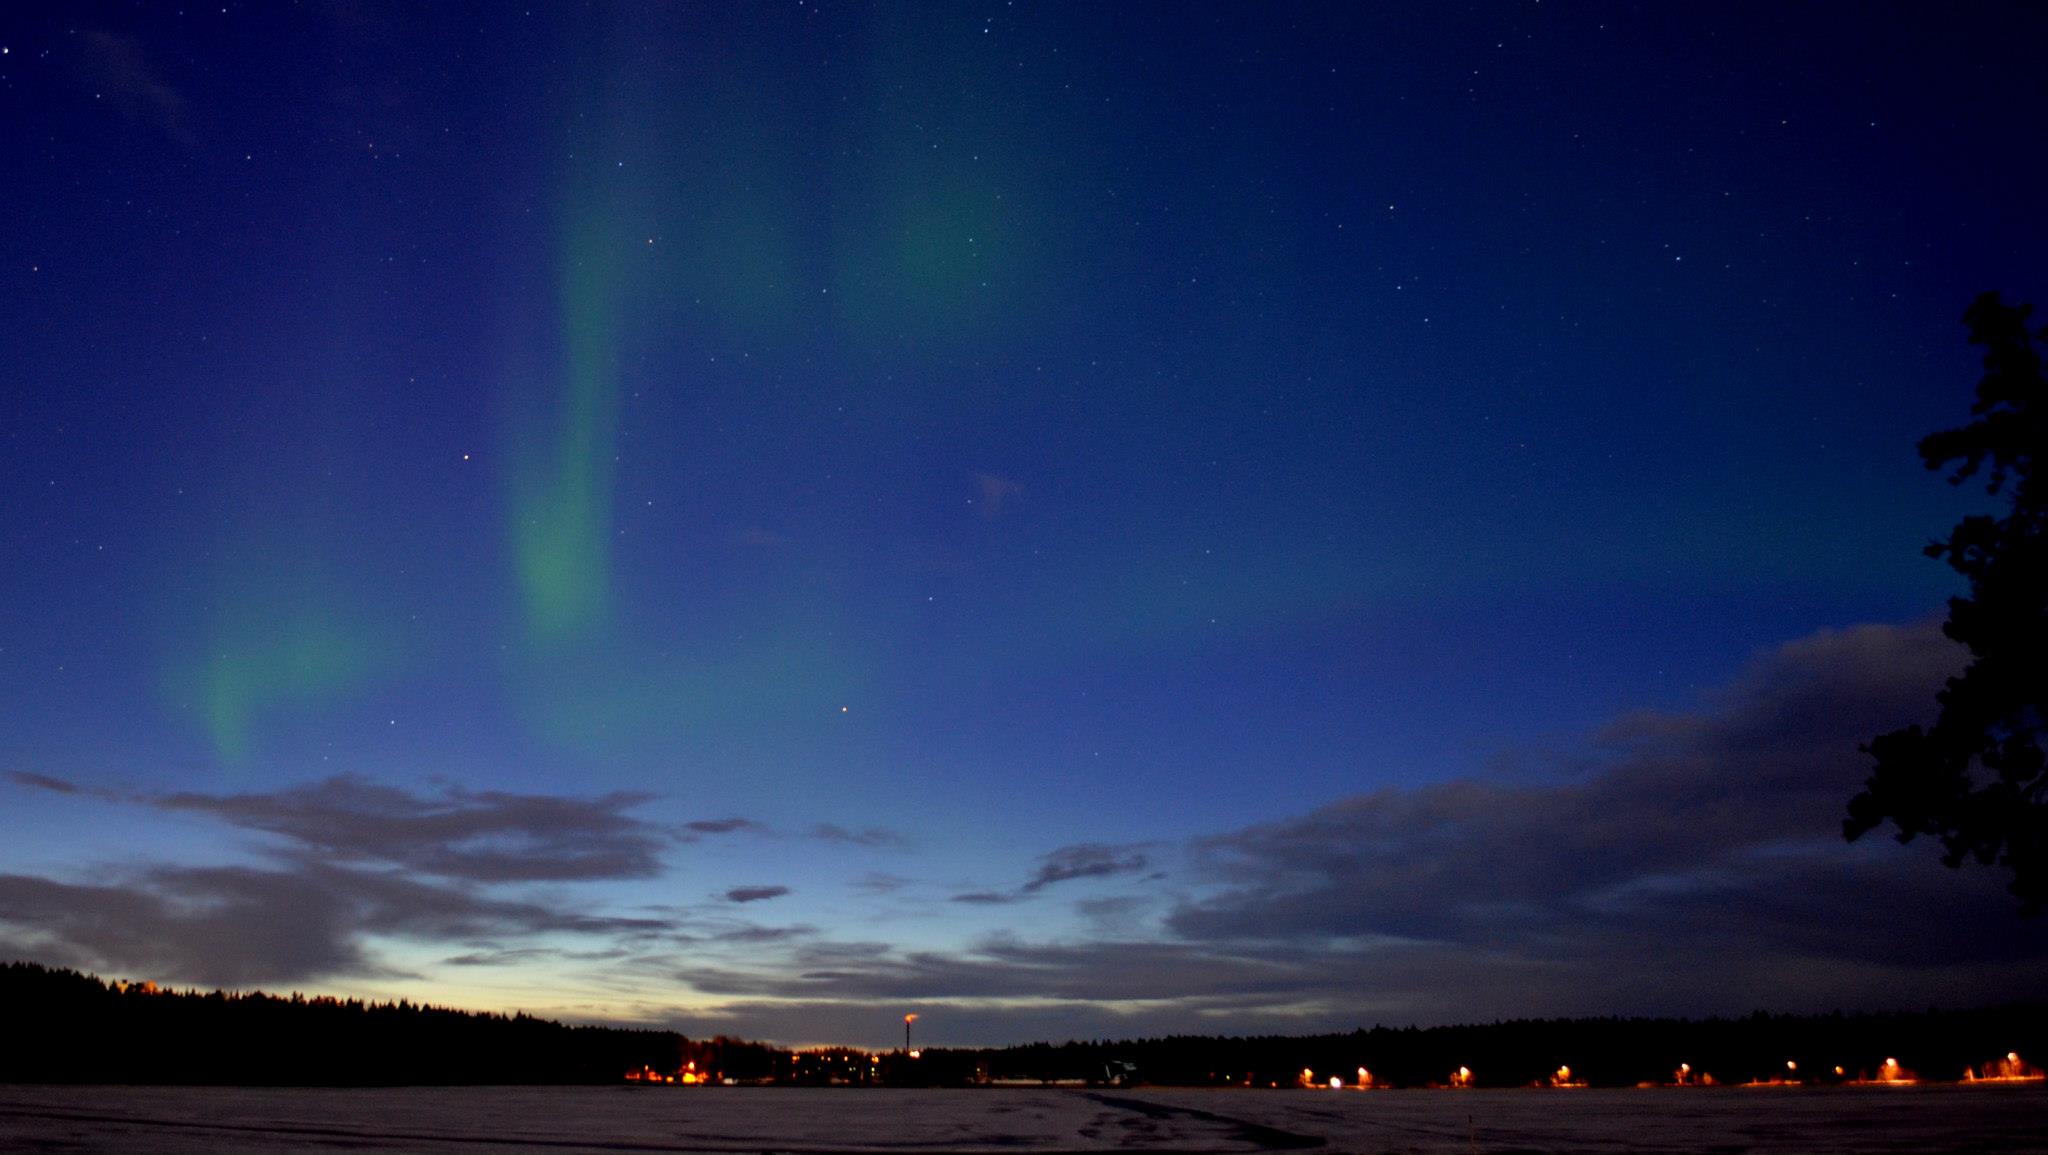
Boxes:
[197,611,373,763]
[513,163,629,645]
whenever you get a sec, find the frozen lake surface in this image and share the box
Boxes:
[3,1083,2044,1154]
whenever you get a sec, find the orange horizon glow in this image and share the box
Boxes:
[1964,1051,2043,1083]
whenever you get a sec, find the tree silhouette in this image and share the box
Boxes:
[0,961,685,1085]
[1847,292,2047,911]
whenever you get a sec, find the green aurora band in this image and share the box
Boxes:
[196,609,377,763]
[513,203,625,645]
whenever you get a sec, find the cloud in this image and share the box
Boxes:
[654,622,2048,1044]
[677,937,1319,1004]
[851,872,912,894]
[809,823,909,849]
[0,861,672,989]
[723,886,791,904]
[9,621,2044,1041]
[947,843,1152,904]
[0,776,682,988]
[684,817,769,837]
[1171,622,1965,941]
[0,868,371,986]
[153,776,667,882]
[710,924,814,944]
[6,771,86,795]
[1075,896,1152,934]
[442,948,553,968]
[1023,843,1151,893]
[1155,620,2048,1016]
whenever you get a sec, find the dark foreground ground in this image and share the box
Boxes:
[3,1083,2043,1154]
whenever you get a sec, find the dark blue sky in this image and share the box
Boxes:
[4,2,2046,1045]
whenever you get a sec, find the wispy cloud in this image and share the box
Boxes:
[443,947,555,968]
[851,872,912,895]
[709,924,813,944]
[6,771,87,796]
[809,823,909,849]
[684,817,769,837]
[153,776,668,883]
[947,842,1152,904]
[678,937,1315,1003]
[1023,843,1150,892]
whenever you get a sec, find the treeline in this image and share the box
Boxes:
[6,961,2042,1088]
[0,961,691,1085]
[936,1005,2048,1088]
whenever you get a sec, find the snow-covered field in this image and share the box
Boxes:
[3,1083,2043,1153]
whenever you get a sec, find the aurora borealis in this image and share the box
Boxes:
[4,2,2048,1047]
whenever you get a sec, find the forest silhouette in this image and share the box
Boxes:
[0,962,782,1085]
[4,961,2041,1088]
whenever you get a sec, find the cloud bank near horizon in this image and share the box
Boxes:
[4,619,2046,1043]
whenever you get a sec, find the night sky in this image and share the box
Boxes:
[5,2,2048,1047]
